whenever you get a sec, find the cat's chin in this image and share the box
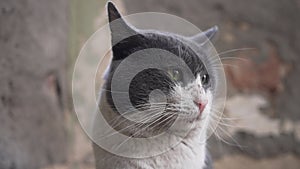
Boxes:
[165,114,206,136]
[179,109,205,122]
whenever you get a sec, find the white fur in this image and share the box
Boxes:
[93,134,207,169]
[93,74,212,169]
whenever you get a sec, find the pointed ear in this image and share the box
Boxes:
[107,1,122,22]
[107,2,137,46]
[190,26,219,45]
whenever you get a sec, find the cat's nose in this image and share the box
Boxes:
[193,99,207,113]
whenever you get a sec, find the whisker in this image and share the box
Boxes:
[209,116,251,129]
[207,47,257,69]
[94,110,165,140]
[215,124,246,150]
[208,124,245,148]
[215,48,256,58]
[220,57,250,62]
[210,109,257,120]
[211,63,240,69]
[148,114,176,130]
[112,114,175,151]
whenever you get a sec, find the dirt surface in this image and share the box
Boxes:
[214,154,300,169]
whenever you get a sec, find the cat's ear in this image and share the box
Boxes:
[107,2,137,46]
[190,26,218,46]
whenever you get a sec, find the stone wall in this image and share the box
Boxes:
[0,0,69,169]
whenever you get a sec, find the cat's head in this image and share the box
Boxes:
[104,2,219,138]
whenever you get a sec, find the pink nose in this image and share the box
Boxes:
[194,100,207,112]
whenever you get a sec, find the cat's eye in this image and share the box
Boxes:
[167,69,182,81]
[201,74,210,85]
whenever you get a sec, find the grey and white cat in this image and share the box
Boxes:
[93,2,220,169]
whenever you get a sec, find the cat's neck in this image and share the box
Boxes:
[93,138,206,169]
[93,92,208,169]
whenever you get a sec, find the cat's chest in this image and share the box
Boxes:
[144,142,206,169]
[95,141,206,169]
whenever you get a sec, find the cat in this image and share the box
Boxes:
[92,2,219,169]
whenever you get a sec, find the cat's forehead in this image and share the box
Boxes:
[112,31,208,76]
[107,2,218,78]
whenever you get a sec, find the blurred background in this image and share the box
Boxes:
[1,0,300,169]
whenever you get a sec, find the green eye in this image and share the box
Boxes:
[167,69,182,81]
[201,74,210,86]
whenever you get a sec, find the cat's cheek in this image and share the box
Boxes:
[202,91,213,117]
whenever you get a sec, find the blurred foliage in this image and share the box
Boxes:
[69,0,106,71]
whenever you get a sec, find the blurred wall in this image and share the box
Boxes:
[0,0,69,169]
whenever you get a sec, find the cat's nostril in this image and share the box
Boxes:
[193,100,207,112]
[199,102,207,112]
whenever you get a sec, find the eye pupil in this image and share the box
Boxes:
[201,74,210,85]
[167,69,181,81]
[172,70,179,80]
[173,70,179,76]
